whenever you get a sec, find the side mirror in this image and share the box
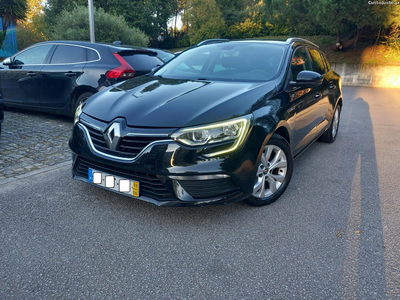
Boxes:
[290,70,323,88]
[2,57,13,66]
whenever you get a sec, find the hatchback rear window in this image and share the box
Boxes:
[120,54,163,72]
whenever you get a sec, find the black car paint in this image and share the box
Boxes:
[0,93,3,134]
[69,40,342,206]
[0,41,165,117]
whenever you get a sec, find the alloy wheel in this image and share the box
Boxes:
[332,108,340,138]
[252,145,288,199]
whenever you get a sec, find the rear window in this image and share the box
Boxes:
[87,49,100,61]
[50,45,86,64]
[120,54,163,72]
[321,53,331,71]
[308,48,327,75]
[156,51,174,62]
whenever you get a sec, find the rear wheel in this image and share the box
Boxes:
[318,105,341,143]
[244,134,294,206]
[73,92,93,113]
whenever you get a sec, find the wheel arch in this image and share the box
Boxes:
[70,86,98,112]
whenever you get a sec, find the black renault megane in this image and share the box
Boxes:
[69,38,342,207]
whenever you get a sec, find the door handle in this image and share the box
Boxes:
[26,72,38,77]
[64,72,77,77]
[315,93,322,99]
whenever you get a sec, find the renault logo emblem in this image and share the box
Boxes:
[104,122,121,150]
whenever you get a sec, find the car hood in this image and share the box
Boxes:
[83,76,276,128]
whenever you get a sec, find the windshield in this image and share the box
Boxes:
[155,42,286,81]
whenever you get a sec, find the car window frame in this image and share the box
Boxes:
[48,43,101,65]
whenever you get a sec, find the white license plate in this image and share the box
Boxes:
[88,168,140,197]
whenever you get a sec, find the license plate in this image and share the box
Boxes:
[88,168,140,197]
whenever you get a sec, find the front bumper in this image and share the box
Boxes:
[69,116,260,207]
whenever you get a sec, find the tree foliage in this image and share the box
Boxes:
[44,0,176,46]
[48,5,149,47]
[0,0,28,49]
[182,0,226,45]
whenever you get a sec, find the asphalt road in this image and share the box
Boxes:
[1,86,399,299]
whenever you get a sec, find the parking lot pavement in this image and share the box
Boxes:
[0,108,72,181]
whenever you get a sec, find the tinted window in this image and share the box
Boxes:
[156,51,174,62]
[291,47,312,80]
[155,43,286,81]
[308,48,326,74]
[14,45,53,65]
[50,45,86,64]
[87,49,99,61]
[322,53,331,71]
[121,54,163,72]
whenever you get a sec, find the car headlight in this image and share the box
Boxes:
[74,103,85,125]
[171,115,252,156]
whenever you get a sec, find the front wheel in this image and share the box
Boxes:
[244,134,294,207]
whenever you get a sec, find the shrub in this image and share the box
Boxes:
[49,5,149,47]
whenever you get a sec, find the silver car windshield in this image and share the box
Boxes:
[155,43,286,81]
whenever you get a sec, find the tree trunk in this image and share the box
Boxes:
[334,27,367,51]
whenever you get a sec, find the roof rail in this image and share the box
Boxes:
[197,39,229,46]
[285,37,319,48]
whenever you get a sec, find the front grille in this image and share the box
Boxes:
[179,178,240,199]
[85,125,169,158]
[74,156,176,201]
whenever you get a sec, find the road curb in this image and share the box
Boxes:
[0,161,71,186]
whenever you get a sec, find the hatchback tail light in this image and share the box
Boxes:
[106,53,136,79]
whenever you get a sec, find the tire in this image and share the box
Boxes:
[244,134,294,207]
[318,105,341,143]
[73,92,93,113]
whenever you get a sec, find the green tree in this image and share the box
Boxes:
[216,0,247,28]
[263,0,318,35]
[16,0,48,50]
[0,0,28,49]
[44,0,176,47]
[48,5,149,46]
[44,0,82,26]
[16,14,47,50]
[183,0,226,45]
[304,0,392,49]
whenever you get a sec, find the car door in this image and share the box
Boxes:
[307,47,331,131]
[40,44,86,108]
[320,52,340,119]
[288,46,326,154]
[0,44,54,106]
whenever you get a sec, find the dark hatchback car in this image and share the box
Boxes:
[0,41,167,117]
[70,38,342,207]
[0,93,3,134]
